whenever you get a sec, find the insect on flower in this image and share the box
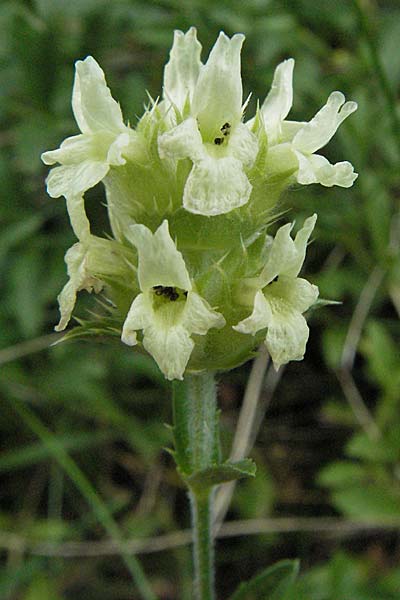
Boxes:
[153,285,181,301]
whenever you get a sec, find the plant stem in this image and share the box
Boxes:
[173,373,219,600]
[190,489,215,600]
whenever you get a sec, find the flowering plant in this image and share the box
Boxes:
[42,27,357,598]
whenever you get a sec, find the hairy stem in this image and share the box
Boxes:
[190,489,215,600]
[173,373,219,599]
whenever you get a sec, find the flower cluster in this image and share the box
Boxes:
[42,28,357,380]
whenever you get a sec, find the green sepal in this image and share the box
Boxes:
[54,316,123,344]
[309,298,342,310]
[186,458,256,489]
[230,559,300,600]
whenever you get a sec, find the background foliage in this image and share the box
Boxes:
[1,0,400,598]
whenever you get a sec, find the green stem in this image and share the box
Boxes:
[190,489,215,600]
[173,373,219,600]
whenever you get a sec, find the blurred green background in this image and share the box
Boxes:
[1,0,400,598]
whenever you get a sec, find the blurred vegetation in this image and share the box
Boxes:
[1,0,400,598]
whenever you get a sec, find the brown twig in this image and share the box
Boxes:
[340,265,385,372]
[214,350,284,531]
[1,517,399,558]
[337,262,385,441]
[213,346,270,530]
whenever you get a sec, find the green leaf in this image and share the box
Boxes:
[234,461,275,518]
[332,485,400,519]
[187,459,256,488]
[8,398,156,600]
[0,430,113,473]
[0,215,44,264]
[23,576,63,600]
[318,461,366,488]
[0,558,45,597]
[347,430,400,463]
[230,559,300,600]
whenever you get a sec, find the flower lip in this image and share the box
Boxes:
[292,91,358,155]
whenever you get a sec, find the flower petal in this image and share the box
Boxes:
[127,220,191,291]
[163,27,202,112]
[258,223,298,285]
[233,290,272,335]
[55,242,103,331]
[107,132,130,166]
[72,56,125,135]
[192,32,244,139]
[280,120,306,143]
[295,152,358,188]
[182,291,225,334]
[121,292,152,346]
[158,117,204,161]
[183,155,252,216]
[265,308,310,369]
[228,122,259,168]
[283,214,317,278]
[264,143,298,179]
[45,160,109,198]
[292,91,357,154]
[260,58,294,144]
[142,323,194,380]
[66,195,91,241]
[41,134,103,166]
[269,276,319,313]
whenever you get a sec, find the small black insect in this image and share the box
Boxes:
[271,275,279,283]
[214,137,224,145]
[221,122,231,136]
[153,285,180,301]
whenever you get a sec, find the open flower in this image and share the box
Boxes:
[121,221,225,379]
[55,194,137,332]
[53,193,101,331]
[41,56,141,231]
[257,59,358,188]
[158,31,258,216]
[233,215,319,368]
[55,241,104,332]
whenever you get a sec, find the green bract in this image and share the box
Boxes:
[42,28,358,380]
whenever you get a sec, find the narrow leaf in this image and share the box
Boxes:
[230,559,300,600]
[187,459,256,488]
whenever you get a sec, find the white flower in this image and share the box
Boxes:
[162,27,202,121]
[55,241,103,332]
[53,194,101,331]
[233,215,319,368]
[54,199,136,332]
[257,59,358,188]
[121,220,225,380]
[158,30,258,216]
[41,56,141,236]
